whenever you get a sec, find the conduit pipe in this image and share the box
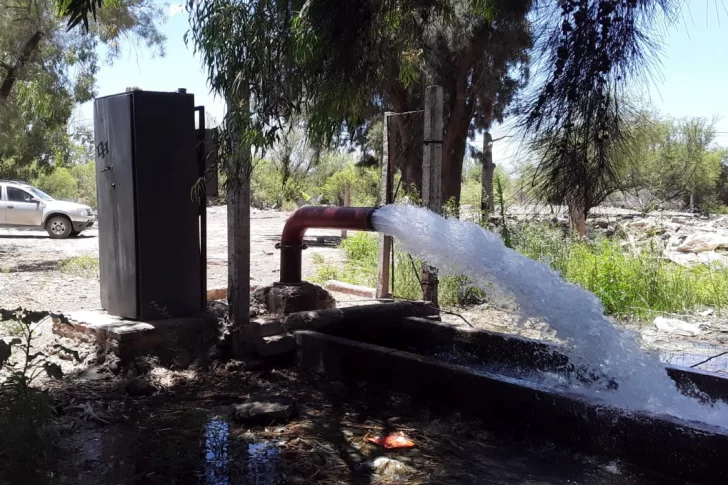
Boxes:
[278,206,377,283]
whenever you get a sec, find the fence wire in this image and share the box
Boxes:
[387,111,424,202]
[382,110,424,299]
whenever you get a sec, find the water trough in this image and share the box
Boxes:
[293,315,728,484]
[272,205,728,483]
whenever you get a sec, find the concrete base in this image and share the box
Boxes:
[296,330,728,485]
[52,309,218,366]
[315,315,728,405]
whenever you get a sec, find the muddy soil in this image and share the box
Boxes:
[13,364,682,485]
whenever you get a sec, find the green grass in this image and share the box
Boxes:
[59,255,99,278]
[511,224,728,317]
[313,224,728,317]
[312,232,485,308]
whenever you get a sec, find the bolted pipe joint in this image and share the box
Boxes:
[278,206,378,284]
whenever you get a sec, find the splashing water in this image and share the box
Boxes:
[372,204,728,428]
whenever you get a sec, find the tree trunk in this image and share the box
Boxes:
[569,203,587,237]
[0,31,43,103]
[226,93,252,356]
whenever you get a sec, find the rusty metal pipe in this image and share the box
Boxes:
[279,206,377,283]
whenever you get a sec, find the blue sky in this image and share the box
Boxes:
[78,1,728,169]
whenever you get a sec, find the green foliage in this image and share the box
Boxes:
[34,167,77,200]
[59,255,99,278]
[312,232,485,308]
[322,164,380,207]
[512,225,728,317]
[0,308,75,480]
[624,114,725,210]
[251,151,379,209]
[70,161,97,208]
[1,0,165,178]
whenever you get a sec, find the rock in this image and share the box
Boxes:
[256,335,295,357]
[79,365,111,381]
[233,395,297,425]
[261,282,336,315]
[172,349,193,369]
[668,251,728,267]
[653,317,701,337]
[628,219,654,230]
[677,233,728,253]
[125,377,157,396]
[363,457,414,478]
[133,356,158,375]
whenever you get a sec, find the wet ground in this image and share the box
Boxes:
[29,366,684,485]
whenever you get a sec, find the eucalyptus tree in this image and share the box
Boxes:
[1,0,165,178]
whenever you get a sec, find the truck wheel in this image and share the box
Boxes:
[46,215,73,239]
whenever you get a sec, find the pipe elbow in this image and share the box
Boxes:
[279,206,378,283]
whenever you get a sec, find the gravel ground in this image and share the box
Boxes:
[0,206,347,314]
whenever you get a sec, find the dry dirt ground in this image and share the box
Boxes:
[0,206,349,313]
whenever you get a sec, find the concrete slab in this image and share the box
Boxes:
[52,309,219,365]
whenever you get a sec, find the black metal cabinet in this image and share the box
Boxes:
[94,90,202,320]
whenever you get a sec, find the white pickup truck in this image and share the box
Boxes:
[0,180,96,239]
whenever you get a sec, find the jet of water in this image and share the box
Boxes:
[372,204,728,428]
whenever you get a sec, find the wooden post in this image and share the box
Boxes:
[376,112,395,299]
[341,182,351,239]
[421,86,443,306]
[225,94,252,356]
[481,131,495,222]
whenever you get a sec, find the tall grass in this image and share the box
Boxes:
[512,224,728,317]
[315,223,728,317]
[312,232,484,307]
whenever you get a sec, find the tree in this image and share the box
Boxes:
[520,0,676,236]
[268,117,321,206]
[0,0,165,178]
[625,114,724,210]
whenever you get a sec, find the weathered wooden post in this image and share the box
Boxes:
[341,182,351,239]
[421,86,443,306]
[376,112,395,299]
[481,131,495,221]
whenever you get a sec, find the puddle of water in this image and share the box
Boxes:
[247,442,280,485]
[204,419,231,485]
[202,417,282,485]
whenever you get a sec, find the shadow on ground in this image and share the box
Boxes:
[2,355,689,485]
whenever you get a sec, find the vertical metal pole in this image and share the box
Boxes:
[421,86,443,306]
[376,112,395,299]
[195,106,207,309]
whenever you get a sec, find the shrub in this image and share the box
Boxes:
[70,162,97,209]
[312,232,485,307]
[512,224,728,316]
[34,167,76,200]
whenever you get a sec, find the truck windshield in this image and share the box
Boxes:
[29,187,54,201]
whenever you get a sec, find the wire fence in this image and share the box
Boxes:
[387,110,424,203]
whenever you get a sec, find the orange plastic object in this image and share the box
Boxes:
[364,431,415,449]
